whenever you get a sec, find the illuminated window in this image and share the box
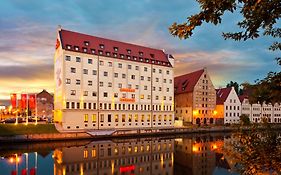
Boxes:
[92,114,96,123]
[122,114,126,122]
[115,114,119,122]
[84,114,88,122]
[141,115,145,122]
[153,115,156,121]
[158,115,162,121]
[128,146,132,153]
[134,146,138,153]
[92,149,96,158]
[140,94,144,99]
[147,114,151,122]
[135,114,138,122]
[83,150,88,158]
[128,114,132,122]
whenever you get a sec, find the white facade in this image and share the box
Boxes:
[218,87,241,124]
[54,28,174,130]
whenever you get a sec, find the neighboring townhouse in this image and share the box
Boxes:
[174,68,216,125]
[216,87,241,124]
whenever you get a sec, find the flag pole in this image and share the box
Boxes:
[15,93,18,125]
[35,94,38,125]
[26,93,29,125]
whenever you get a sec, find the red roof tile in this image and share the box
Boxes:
[59,29,172,67]
[174,69,204,94]
[238,94,248,103]
[216,87,232,105]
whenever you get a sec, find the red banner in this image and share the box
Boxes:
[10,93,17,108]
[30,168,36,175]
[28,94,36,109]
[11,170,17,175]
[21,169,27,175]
[21,94,27,109]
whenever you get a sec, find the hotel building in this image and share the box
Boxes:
[54,27,174,130]
[174,68,216,125]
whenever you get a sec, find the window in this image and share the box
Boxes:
[91,49,95,54]
[118,83,122,88]
[65,55,71,61]
[127,49,131,54]
[92,92,97,96]
[114,73,118,78]
[66,79,71,84]
[140,76,144,80]
[140,94,144,99]
[71,67,76,73]
[104,92,108,97]
[115,114,119,122]
[159,69,162,73]
[144,67,148,71]
[108,114,111,122]
[139,52,143,56]
[122,114,126,122]
[83,69,88,74]
[144,86,148,90]
[71,90,76,95]
[84,41,89,46]
[84,114,88,122]
[106,52,110,56]
[135,85,139,89]
[147,77,151,81]
[128,65,132,69]
[118,63,122,68]
[122,74,126,79]
[100,44,104,49]
[88,59,92,64]
[163,79,167,83]
[74,46,79,51]
[131,75,135,79]
[99,60,104,66]
[113,53,117,57]
[84,91,88,96]
[135,66,139,70]
[93,70,97,75]
[83,48,87,52]
[108,62,112,67]
[66,45,71,50]
[114,47,118,52]
[76,79,80,85]
[167,70,170,74]
[66,102,69,109]
[156,96,159,100]
[100,82,103,87]
[114,93,118,98]
[92,114,96,122]
[156,78,159,82]
[108,82,112,87]
[76,57,81,62]
[88,81,93,86]
[120,54,124,58]
[104,71,108,76]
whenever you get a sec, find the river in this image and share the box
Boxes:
[0,133,242,175]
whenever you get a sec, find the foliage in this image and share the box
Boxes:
[239,114,250,126]
[223,123,281,174]
[169,0,281,61]
[226,81,243,95]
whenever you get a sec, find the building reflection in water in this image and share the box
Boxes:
[174,134,230,175]
[53,138,174,175]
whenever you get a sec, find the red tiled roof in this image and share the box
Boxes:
[59,29,172,67]
[216,87,232,105]
[174,69,204,94]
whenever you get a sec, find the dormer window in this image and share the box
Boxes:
[114,47,118,52]
[127,49,131,54]
[127,55,131,59]
[133,57,137,60]
[157,61,160,64]
[139,52,143,56]
[163,62,166,65]
[152,60,155,64]
[113,53,117,57]
[150,54,154,58]
[91,49,95,54]
[100,44,104,49]
[106,52,110,56]
[120,54,124,58]
[84,41,89,46]
[66,45,71,50]
[83,48,87,52]
[99,50,103,55]
[145,59,149,63]
[140,58,143,62]
[74,46,79,51]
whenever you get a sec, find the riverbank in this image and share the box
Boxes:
[1,124,281,143]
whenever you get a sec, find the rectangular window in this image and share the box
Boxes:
[71,102,75,109]
[71,67,76,73]
[104,92,108,97]
[92,92,97,96]
[88,59,92,64]
[66,79,71,84]
[99,60,104,66]
[104,71,108,76]
[100,82,103,87]
[84,114,88,122]
[84,91,88,96]
[135,66,139,70]
[108,114,111,122]
[71,90,76,95]
[128,65,132,69]
[76,79,80,85]
[122,74,126,78]
[76,57,81,62]
[88,81,92,86]
[144,67,148,71]
[65,55,71,61]
[66,102,69,109]
[93,70,97,75]
[92,114,96,123]
[122,114,126,122]
[100,114,104,122]
[118,63,122,68]
[131,75,135,79]
[118,83,122,88]
[108,82,112,87]
[83,69,88,74]
[114,73,118,78]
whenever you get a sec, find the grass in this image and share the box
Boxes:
[0,124,59,136]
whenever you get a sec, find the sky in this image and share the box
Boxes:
[0,0,279,99]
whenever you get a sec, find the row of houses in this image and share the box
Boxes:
[174,68,281,125]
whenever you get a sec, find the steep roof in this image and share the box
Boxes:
[59,29,172,67]
[174,69,204,94]
[238,94,248,103]
[216,87,232,105]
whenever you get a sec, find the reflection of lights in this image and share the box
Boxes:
[213,111,218,115]
[192,145,199,152]
[213,144,218,149]
[193,110,198,116]
[9,157,14,163]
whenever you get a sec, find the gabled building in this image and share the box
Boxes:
[54,27,174,130]
[36,89,54,118]
[216,87,241,124]
[174,68,216,125]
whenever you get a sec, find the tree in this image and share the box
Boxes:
[169,0,281,62]
[226,81,240,95]
[239,114,250,125]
